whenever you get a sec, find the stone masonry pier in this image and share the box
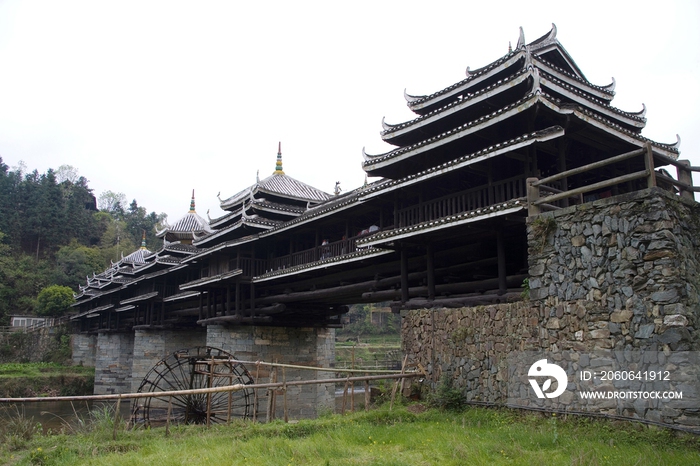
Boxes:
[402,188,700,431]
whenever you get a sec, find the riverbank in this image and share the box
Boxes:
[1,404,698,465]
[0,363,94,397]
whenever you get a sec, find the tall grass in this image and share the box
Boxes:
[1,404,698,465]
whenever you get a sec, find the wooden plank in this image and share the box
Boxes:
[534,170,649,206]
[532,148,644,187]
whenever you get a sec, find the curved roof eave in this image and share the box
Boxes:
[406,50,526,112]
[539,74,645,130]
[383,68,532,143]
[361,126,565,202]
[365,92,678,174]
[537,95,679,159]
[533,56,614,100]
[364,92,540,171]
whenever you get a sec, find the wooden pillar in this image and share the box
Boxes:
[206,288,212,319]
[526,178,540,216]
[426,242,435,300]
[249,282,255,317]
[558,140,569,207]
[400,247,409,303]
[497,228,507,296]
[198,291,203,321]
[226,285,231,316]
[235,281,241,317]
[678,160,695,201]
[644,143,656,189]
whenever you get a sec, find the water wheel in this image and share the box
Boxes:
[131,346,254,426]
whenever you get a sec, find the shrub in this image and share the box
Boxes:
[426,374,465,411]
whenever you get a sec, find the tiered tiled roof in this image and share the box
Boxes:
[365,26,679,178]
[195,144,331,246]
[156,190,214,243]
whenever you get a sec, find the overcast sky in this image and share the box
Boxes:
[0,0,698,223]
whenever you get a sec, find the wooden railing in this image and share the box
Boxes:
[268,236,361,272]
[526,143,699,216]
[397,175,527,227]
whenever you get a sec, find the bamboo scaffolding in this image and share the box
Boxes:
[0,372,419,404]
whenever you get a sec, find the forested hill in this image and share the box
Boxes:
[0,157,166,325]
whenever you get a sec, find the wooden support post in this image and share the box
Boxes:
[497,228,507,296]
[400,248,409,303]
[266,368,276,422]
[341,377,349,415]
[235,281,241,317]
[677,160,695,201]
[253,362,260,423]
[558,140,569,207]
[364,375,370,412]
[282,367,288,423]
[426,243,435,300]
[165,396,173,436]
[350,345,355,413]
[390,355,409,411]
[206,288,212,319]
[644,142,656,189]
[526,177,540,216]
[113,396,121,441]
[206,355,214,427]
[249,282,255,318]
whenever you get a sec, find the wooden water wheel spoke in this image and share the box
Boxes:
[131,346,254,426]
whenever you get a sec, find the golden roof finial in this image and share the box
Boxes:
[274,141,285,174]
[189,189,196,213]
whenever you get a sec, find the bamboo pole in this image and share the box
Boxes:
[390,355,409,411]
[282,367,288,423]
[206,356,214,427]
[113,396,121,441]
[252,362,260,423]
[351,345,355,413]
[341,376,350,415]
[165,396,173,436]
[0,373,420,403]
[364,375,370,412]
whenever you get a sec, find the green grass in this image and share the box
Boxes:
[1,404,698,465]
[0,363,95,397]
[0,363,93,378]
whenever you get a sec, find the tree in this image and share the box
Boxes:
[98,190,127,217]
[55,240,105,288]
[55,164,80,184]
[35,285,74,317]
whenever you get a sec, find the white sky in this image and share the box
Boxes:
[0,0,698,222]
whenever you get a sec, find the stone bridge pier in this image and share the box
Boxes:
[75,325,335,420]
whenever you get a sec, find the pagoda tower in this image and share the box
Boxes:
[196,143,331,246]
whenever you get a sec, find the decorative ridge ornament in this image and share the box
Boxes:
[381,116,391,131]
[516,26,525,50]
[604,77,617,93]
[274,141,285,174]
[673,134,681,150]
[189,189,196,213]
[140,230,147,250]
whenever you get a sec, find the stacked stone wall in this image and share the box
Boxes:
[207,325,335,419]
[71,334,96,367]
[130,328,207,394]
[402,189,700,430]
[94,332,134,395]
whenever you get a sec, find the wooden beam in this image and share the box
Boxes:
[497,228,506,296]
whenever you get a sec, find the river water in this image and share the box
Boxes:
[0,400,131,433]
[3,387,371,432]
